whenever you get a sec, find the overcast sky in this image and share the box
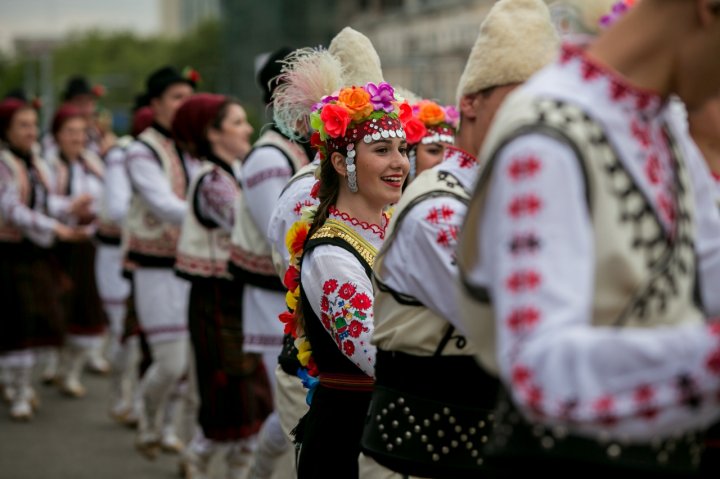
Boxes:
[0,0,160,52]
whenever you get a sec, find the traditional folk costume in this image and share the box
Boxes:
[124,66,197,453]
[46,105,108,398]
[0,99,67,420]
[272,46,414,477]
[457,30,720,479]
[171,94,273,478]
[362,2,559,477]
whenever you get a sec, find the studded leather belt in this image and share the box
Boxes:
[361,384,497,479]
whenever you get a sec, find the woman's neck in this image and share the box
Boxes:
[334,191,384,228]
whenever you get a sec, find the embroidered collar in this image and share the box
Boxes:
[712,171,720,184]
[328,205,388,241]
[558,42,664,118]
[444,145,477,169]
[151,121,173,139]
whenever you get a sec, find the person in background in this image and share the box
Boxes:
[0,97,90,420]
[47,104,108,398]
[124,65,197,459]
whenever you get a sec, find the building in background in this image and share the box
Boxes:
[160,0,220,37]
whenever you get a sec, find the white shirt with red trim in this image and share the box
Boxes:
[380,146,479,329]
[462,44,720,441]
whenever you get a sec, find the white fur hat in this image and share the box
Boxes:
[548,0,617,36]
[329,27,384,86]
[456,0,559,102]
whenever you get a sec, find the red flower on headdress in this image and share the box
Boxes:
[183,67,202,84]
[403,118,428,145]
[92,84,106,98]
[320,104,351,138]
[398,101,413,124]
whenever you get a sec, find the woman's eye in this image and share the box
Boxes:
[375,147,388,154]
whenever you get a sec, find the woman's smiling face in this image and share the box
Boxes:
[354,136,409,208]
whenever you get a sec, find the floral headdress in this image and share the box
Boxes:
[308,81,408,191]
[599,0,637,28]
[404,100,459,146]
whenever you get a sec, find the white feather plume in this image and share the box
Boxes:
[272,48,345,141]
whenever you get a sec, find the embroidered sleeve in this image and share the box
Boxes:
[0,161,57,246]
[241,147,294,237]
[302,245,377,377]
[681,127,720,317]
[380,196,466,327]
[471,133,720,440]
[126,141,186,225]
[196,170,237,232]
[103,147,132,223]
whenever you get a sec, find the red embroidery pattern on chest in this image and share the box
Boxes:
[425,205,455,224]
[436,225,459,248]
[293,199,315,216]
[506,307,541,334]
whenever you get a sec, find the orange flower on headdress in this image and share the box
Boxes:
[338,86,374,121]
[417,101,446,126]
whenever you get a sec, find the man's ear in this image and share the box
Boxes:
[330,151,347,178]
[459,94,479,121]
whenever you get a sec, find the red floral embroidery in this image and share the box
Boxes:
[581,60,602,81]
[710,322,720,336]
[293,199,315,216]
[445,146,477,169]
[349,292,372,311]
[323,279,338,295]
[508,194,542,218]
[525,385,544,415]
[343,340,355,356]
[656,192,676,228]
[706,347,720,375]
[511,365,531,386]
[321,295,329,312]
[338,282,357,300]
[321,312,332,330]
[610,80,629,102]
[631,119,651,148]
[645,155,661,184]
[633,384,655,403]
[507,307,541,333]
[426,205,455,224]
[508,155,542,181]
[436,226,459,248]
[505,270,542,293]
[348,320,364,338]
[594,395,618,427]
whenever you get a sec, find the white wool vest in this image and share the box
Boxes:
[229,130,308,285]
[0,148,52,242]
[123,127,187,266]
[175,162,237,280]
[458,93,702,375]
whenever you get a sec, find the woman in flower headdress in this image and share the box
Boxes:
[273,48,411,478]
[403,99,459,183]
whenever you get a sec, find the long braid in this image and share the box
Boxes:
[295,153,340,330]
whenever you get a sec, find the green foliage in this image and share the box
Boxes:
[0,20,225,134]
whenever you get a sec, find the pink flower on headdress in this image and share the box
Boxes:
[444,105,460,127]
[366,82,396,113]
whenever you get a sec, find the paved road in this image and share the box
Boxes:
[0,372,184,479]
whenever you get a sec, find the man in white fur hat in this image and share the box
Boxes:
[360,1,558,477]
[458,0,720,476]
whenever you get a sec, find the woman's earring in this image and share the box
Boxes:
[346,144,358,193]
[408,148,417,182]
